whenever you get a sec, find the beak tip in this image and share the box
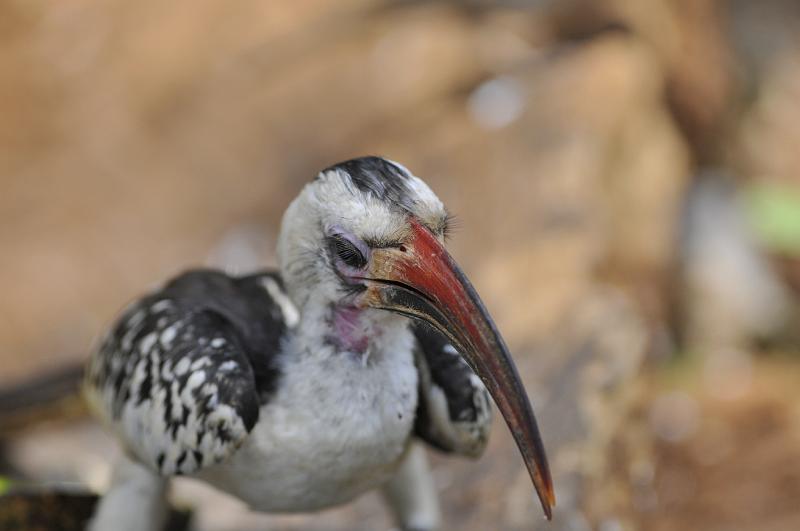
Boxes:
[540,505,553,522]
[536,475,556,521]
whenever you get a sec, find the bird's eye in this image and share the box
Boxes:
[329,235,367,269]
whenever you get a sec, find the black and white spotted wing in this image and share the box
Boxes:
[412,322,493,458]
[84,269,294,475]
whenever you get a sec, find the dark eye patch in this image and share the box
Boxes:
[329,235,367,269]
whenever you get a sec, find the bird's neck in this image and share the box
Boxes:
[292,297,412,364]
[329,305,372,354]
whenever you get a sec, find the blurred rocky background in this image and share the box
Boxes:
[2,0,800,530]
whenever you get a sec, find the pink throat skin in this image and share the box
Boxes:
[329,305,373,354]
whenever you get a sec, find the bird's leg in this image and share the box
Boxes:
[381,442,441,531]
[89,453,169,531]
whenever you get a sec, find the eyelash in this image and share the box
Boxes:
[329,236,367,269]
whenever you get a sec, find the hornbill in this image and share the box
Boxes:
[84,156,554,530]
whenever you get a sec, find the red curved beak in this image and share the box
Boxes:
[361,219,555,520]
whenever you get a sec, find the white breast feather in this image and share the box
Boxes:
[195,315,419,511]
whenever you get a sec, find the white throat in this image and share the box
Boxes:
[291,293,414,366]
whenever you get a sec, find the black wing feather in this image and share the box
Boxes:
[412,322,493,457]
[85,269,290,475]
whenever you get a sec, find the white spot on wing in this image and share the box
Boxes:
[468,373,484,390]
[211,337,226,348]
[260,277,300,328]
[160,326,177,348]
[151,300,173,313]
[127,309,146,328]
[219,360,237,371]
[442,344,458,356]
[174,357,191,376]
[191,357,211,371]
[139,333,157,355]
[183,371,206,398]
